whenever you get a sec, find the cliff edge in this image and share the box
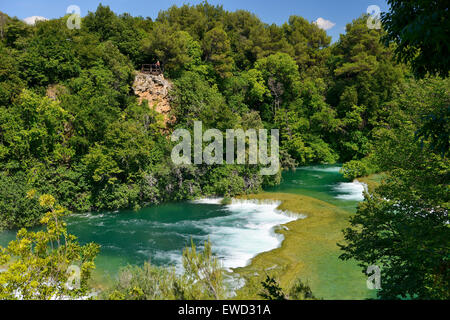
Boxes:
[132,72,174,125]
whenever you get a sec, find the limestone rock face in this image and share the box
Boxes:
[132,72,174,124]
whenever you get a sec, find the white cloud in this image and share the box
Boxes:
[314,17,336,31]
[23,16,48,25]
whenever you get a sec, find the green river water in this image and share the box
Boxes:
[0,165,373,298]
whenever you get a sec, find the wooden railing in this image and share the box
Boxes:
[141,64,164,75]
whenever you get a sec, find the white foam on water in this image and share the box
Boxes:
[149,249,183,268]
[191,198,224,205]
[334,181,365,201]
[63,198,304,283]
[199,200,300,270]
[150,199,302,271]
[300,166,342,173]
[71,212,107,221]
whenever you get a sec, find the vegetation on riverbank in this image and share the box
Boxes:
[0,193,99,299]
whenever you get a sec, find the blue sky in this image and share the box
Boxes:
[0,0,389,41]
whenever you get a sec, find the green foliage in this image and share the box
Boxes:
[380,1,449,156]
[83,4,152,66]
[339,76,450,300]
[0,1,448,301]
[170,71,234,129]
[18,19,80,87]
[202,165,262,197]
[182,239,226,299]
[106,240,228,300]
[202,25,234,78]
[327,16,406,161]
[258,275,316,300]
[0,89,69,167]
[381,0,449,78]
[106,263,183,300]
[414,87,450,156]
[0,43,24,105]
[0,172,44,230]
[340,157,378,180]
[0,194,99,300]
[258,275,286,300]
[340,194,449,300]
[145,24,201,77]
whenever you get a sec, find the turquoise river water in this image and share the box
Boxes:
[0,165,368,296]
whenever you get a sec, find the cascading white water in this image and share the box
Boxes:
[333,181,366,201]
[173,199,301,270]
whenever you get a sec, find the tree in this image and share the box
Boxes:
[0,172,45,230]
[147,26,199,76]
[202,25,234,78]
[327,16,405,161]
[2,14,33,48]
[258,275,316,300]
[182,239,226,299]
[223,10,269,69]
[381,0,450,78]
[0,193,99,300]
[339,77,450,300]
[0,89,69,167]
[282,15,331,76]
[340,193,449,300]
[0,43,24,105]
[83,4,121,42]
[258,275,286,300]
[170,71,235,130]
[381,1,449,155]
[84,8,153,67]
[254,52,301,120]
[18,18,81,87]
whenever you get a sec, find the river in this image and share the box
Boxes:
[0,165,370,298]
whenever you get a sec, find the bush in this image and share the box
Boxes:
[340,157,378,180]
[106,240,229,300]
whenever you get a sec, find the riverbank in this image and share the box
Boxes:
[233,192,376,300]
[357,173,385,193]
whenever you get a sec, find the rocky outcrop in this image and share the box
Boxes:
[132,72,174,125]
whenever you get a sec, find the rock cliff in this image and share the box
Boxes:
[132,72,174,125]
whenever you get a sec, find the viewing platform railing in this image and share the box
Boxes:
[141,64,164,75]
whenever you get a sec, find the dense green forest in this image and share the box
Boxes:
[0,2,432,228]
[0,1,448,300]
